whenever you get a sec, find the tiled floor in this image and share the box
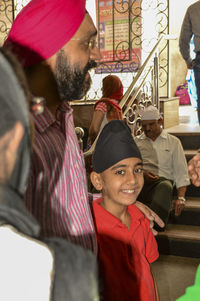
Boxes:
[152,255,199,301]
[179,105,199,125]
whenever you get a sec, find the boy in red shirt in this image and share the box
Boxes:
[90,120,159,301]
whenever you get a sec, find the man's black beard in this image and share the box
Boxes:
[54,50,97,101]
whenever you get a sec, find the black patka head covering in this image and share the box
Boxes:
[92,120,142,173]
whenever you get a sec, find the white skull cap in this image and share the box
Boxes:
[140,105,161,120]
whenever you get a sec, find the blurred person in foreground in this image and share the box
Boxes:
[0,47,99,301]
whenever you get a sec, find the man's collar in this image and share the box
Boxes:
[32,106,56,133]
[159,129,168,139]
[32,100,72,133]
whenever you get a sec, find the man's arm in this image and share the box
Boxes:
[135,201,165,235]
[172,186,187,216]
[179,8,193,66]
[172,137,190,201]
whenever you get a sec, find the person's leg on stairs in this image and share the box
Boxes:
[150,179,173,231]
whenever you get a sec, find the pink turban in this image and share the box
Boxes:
[5,0,86,67]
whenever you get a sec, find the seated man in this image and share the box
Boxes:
[135,105,190,230]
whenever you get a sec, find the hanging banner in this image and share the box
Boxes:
[96,0,142,73]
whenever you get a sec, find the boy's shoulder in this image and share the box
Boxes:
[129,204,151,231]
[129,204,148,221]
[92,197,119,228]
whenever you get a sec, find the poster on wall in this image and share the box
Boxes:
[96,0,142,73]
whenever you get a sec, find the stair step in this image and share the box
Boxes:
[174,183,200,199]
[184,149,198,161]
[156,224,200,258]
[169,206,200,226]
[185,198,200,209]
[184,149,197,156]
[158,224,200,241]
[169,198,200,226]
[168,132,200,150]
[166,124,200,135]
[186,184,200,197]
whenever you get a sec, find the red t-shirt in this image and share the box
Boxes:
[92,198,159,301]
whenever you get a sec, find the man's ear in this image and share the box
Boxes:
[90,171,103,191]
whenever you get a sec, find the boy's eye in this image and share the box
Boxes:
[115,170,125,175]
[134,167,143,174]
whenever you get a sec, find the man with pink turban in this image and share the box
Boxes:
[5,0,101,253]
[4,0,164,252]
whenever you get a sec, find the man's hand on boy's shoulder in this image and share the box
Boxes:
[135,201,165,235]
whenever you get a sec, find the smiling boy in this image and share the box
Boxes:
[90,120,159,301]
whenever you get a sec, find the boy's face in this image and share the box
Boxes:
[91,157,144,210]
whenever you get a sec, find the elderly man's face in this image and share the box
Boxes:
[141,119,162,141]
[52,13,101,101]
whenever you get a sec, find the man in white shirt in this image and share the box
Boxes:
[135,106,190,230]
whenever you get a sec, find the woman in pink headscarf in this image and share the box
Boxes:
[89,75,123,144]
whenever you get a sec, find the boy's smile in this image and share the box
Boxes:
[91,157,144,213]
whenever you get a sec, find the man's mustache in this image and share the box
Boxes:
[84,60,97,74]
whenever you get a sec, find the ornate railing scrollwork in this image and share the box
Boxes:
[0,0,14,45]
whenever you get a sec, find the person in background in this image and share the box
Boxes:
[188,150,200,187]
[135,105,190,230]
[0,47,99,301]
[89,74,123,145]
[5,0,164,251]
[179,1,200,124]
[90,120,159,301]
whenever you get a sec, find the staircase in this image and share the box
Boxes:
[156,124,200,258]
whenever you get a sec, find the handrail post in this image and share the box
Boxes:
[154,51,159,110]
